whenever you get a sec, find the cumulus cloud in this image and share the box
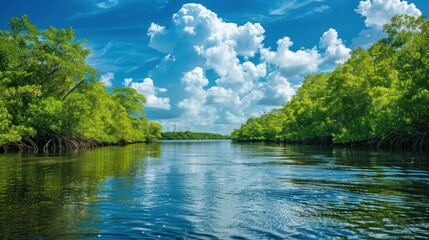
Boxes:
[124,78,171,110]
[181,67,208,92]
[123,78,133,87]
[356,0,421,29]
[148,3,265,57]
[260,37,322,83]
[99,72,114,87]
[178,68,209,117]
[144,3,352,133]
[260,28,350,83]
[353,0,422,47]
[259,72,296,106]
[225,111,247,124]
[319,28,351,70]
[145,3,269,131]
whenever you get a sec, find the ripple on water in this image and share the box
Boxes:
[1,141,428,239]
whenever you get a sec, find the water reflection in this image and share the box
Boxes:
[0,143,161,239]
[0,141,428,239]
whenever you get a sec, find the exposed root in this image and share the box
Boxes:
[372,131,428,151]
[0,138,39,153]
[42,135,100,153]
[23,138,39,152]
[1,135,129,154]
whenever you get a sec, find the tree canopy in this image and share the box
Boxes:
[231,15,429,149]
[161,131,227,140]
[0,16,161,151]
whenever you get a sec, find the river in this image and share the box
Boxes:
[0,140,428,239]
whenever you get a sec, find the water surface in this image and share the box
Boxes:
[0,140,428,239]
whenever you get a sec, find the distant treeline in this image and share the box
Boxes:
[231,16,428,150]
[0,16,161,152]
[162,131,228,140]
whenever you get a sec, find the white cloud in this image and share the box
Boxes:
[96,0,118,9]
[143,3,357,133]
[311,5,330,14]
[124,78,171,110]
[145,3,271,132]
[260,37,322,82]
[319,28,351,70]
[148,3,265,58]
[206,87,241,107]
[178,67,209,117]
[234,22,265,57]
[270,0,326,16]
[353,0,422,47]
[225,111,247,124]
[99,72,114,87]
[123,78,133,86]
[198,44,258,94]
[181,67,209,91]
[356,0,421,29]
[147,23,165,37]
[259,72,296,106]
[260,28,350,83]
[177,69,217,126]
[145,95,171,110]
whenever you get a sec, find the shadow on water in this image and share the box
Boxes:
[0,143,161,239]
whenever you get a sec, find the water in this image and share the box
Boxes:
[0,140,428,239]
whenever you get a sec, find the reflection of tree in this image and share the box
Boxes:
[260,144,429,238]
[286,177,429,238]
[235,142,429,237]
[148,142,161,158]
[0,143,161,239]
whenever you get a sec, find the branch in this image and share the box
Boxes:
[48,67,61,77]
[61,78,86,101]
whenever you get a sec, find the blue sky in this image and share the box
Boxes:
[1,0,428,133]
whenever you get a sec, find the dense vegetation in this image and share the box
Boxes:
[232,16,429,149]
[0,16,161,152]
[161,131,227,140]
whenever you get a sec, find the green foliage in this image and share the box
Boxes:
[0,16,161,148]
[161,131,227,140]
[148,122,162,141]
[232,15,429,145]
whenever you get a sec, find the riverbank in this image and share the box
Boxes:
[161,131,229,140]
[232,131,429,151]
[0,17,161,153]
[231,16,429,149]
[0,135,157,153]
